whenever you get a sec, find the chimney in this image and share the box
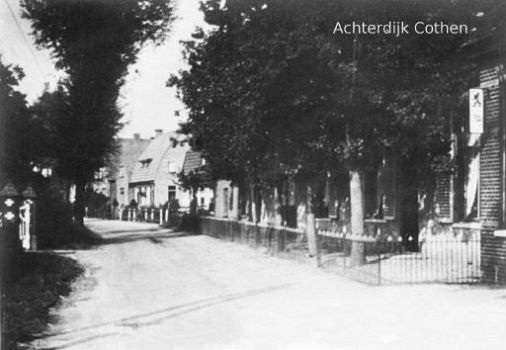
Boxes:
[155,129,163,137]
[133,133,140,141]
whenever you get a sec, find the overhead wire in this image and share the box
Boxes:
[4,0,43,71]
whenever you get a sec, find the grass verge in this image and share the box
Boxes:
[2,252,84,349]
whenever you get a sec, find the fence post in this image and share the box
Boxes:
[377,240,381,285]
[307,213,316,254]
[315,229,321,267]
[342,236,346,275]
[159,208,163,226]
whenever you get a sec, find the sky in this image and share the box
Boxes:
[0,0,207,139]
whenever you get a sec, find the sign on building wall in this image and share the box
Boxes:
[469,88,484,134]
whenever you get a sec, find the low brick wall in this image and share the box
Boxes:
[200,217,304,252]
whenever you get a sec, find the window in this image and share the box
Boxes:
[119,166,125,178]
[168,185,177,203]
[168,162,177,173]
[120,187,125,195]
[140,159,152,168]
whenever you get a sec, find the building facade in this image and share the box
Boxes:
[108,134,150,209]
[129,130,191,209]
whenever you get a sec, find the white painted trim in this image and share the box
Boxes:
[480,79,498,89]
[493,230,506,238]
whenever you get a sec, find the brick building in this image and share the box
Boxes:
[465,6,506,283]
[477,64,506,283]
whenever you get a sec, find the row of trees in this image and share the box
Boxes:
[1,0,176,230]
[170,0,500,238]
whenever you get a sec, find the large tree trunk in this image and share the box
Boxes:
[306,184,318,257]
[399,164,419,252]
[248,184,254,222]
[274,185,283,226]
[74,180,86,226]
[253,185,262,223]
[190,186,198,215]
[349,170,366,266]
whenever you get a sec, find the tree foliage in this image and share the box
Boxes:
[22,0,176,223]
[170,0,340,194]
[172,0,492,192]
[0,57,48,187]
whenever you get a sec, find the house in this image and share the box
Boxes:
[181,150,214,212]
[129,130,190,209]
[467,14,506,283]
[108,134,150,209]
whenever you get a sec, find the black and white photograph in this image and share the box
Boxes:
[1,0,505,349]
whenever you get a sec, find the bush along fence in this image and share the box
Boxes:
[200,216,483,286]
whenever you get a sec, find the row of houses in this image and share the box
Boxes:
[104,130,214,215]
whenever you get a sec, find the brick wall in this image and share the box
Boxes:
[479,66,506,283]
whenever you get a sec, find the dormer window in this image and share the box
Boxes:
[168,161,177,173]
[140,159,152,168]
[119,166,125,178]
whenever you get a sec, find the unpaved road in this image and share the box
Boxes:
[26,219,506,350]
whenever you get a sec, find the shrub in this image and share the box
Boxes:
[35,182,100,249]
[178,213,200,233]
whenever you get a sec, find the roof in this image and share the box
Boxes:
[182,149,214,187]
[183,150,204,175]
[130,132,189,184]
[109,138,150,178]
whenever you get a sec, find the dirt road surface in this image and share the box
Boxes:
[26,219,506,350]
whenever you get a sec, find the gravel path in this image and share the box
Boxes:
[25,219,506,350]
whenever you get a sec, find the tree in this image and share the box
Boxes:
[330,0,482,248]
[22,0,175,224]
[0,57,48,187]
[172,0,491,255]
[170,0,341,224]
[179,170,203,215]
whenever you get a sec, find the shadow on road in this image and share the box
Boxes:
[98,231,193,245]
[68,220,197,247]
